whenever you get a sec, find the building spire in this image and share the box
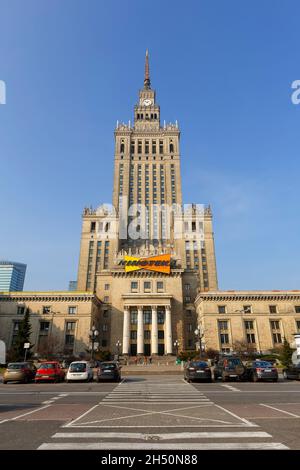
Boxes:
[144,49,151,89]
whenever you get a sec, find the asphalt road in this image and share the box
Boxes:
[0,375,300,450]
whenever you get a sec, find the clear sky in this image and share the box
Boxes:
[0,0,299,291]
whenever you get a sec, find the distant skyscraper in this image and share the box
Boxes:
[0,261,27,292]
[69,280,77,291]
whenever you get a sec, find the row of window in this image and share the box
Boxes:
[130,310,165,324]
[131,281,164,292]
[217,319,300,346]
[130,330,165,340]
[120,139,175,155]
[217,305,300,314]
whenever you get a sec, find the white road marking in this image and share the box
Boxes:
[64,403,101,427]
[52,431,272,439]
[260,403,300,418]
[0,405,51,424]
[214,404,258,427]
[38,442,289,450]
[221,384,241,392]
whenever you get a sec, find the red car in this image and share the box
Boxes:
[35,361,65,383]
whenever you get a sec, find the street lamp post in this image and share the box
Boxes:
[194,326,204,358]
[116,340,121,361]
[174,340,180,358]
[89,325,99,361]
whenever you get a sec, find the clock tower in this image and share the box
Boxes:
[134,50,160,132]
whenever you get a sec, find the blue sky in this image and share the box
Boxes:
[0,0,299,291]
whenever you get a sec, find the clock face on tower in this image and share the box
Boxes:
[143,99,152,106]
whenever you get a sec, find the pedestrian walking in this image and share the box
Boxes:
[144,356,148,365]
[149,356,152,365]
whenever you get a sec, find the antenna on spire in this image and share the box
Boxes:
[144,49,151,89]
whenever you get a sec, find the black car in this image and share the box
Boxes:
[213,356,246,382]
[97,361,121,382]
[245,360,278,382]
[184,361,212,382]
[283,363,300,380]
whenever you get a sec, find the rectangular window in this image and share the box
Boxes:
[185,283,191,291]
[40,321,50,332]
[186,310,192,316]
[17,306,25,315]
[158,330,164,340]
[243,305,252,314]
[138,140,142,153]
[104,284,110,290]
[68,306,77,315]
[104,296,109,303]
[220,333,229,344]
[143,310,152,324]
[270,320,280,330]
[144,330,151,340]
[273,332,282,344]
[159,140,163,154]
[102,339,107,347]
[157,281,164,291]
[295,306,300,313]
[188,323,193,332]
[144,281,151,292]
[130,311,137,324]
[244,320,254,330]
[269,305,277,314]
[103,310,109,318]
[218,305,226,314]
[218,320,228,331]
[102,324,108,332]
[43,306,51,315]
[296,320,300,331]
[247,333,256,344]
[130,330,137,340]
[66,321,76,332]
[158,310,165,324]
[65,335,74,346]
[131,281,138,291]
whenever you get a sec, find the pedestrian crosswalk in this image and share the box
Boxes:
[101,380,214,404]
[37,378,289,450]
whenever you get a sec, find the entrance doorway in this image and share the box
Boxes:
[130,344,137,356]
[144,344,151,356]
[158,344,165,356]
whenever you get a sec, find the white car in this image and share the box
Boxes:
[66,361,94,382]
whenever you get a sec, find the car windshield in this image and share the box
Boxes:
[70,363,86,372]
[189,362,208,368]
[254,361,272,368]
[7,363,25,369]
[38,363,56,370]
[100,363,116,370]
[225,358,242,366]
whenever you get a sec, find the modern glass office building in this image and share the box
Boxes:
[0,261,27,292]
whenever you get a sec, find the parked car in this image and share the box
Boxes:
[184,360,212,382]
[97,361,121,382]
[283,363,300,380]
[3,362,36,384]
[245,360,278,382]
[66,361,94,382]
[213,356,246,382]
[35,361,65,383]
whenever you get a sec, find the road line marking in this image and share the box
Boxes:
[0,405,51,424]
[38,442,289,450]
[221,384,241,392]
[214,404,258,427]
[260,403,300,417]
[52,431,272,439]
[63,403,101,427]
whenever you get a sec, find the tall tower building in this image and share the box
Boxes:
[0,261,27,292]
[77,52,218,356]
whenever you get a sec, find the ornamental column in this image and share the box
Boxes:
[151,305,158,355]
[137,306,144,355]
[122,306,130,355]
[165,305,172,355]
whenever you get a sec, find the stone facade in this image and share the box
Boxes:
[0,292,102,357]
[195,291,300,354]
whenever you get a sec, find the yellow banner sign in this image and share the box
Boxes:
[123,254,171,274]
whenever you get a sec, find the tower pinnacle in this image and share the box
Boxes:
[144,49,151,89]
